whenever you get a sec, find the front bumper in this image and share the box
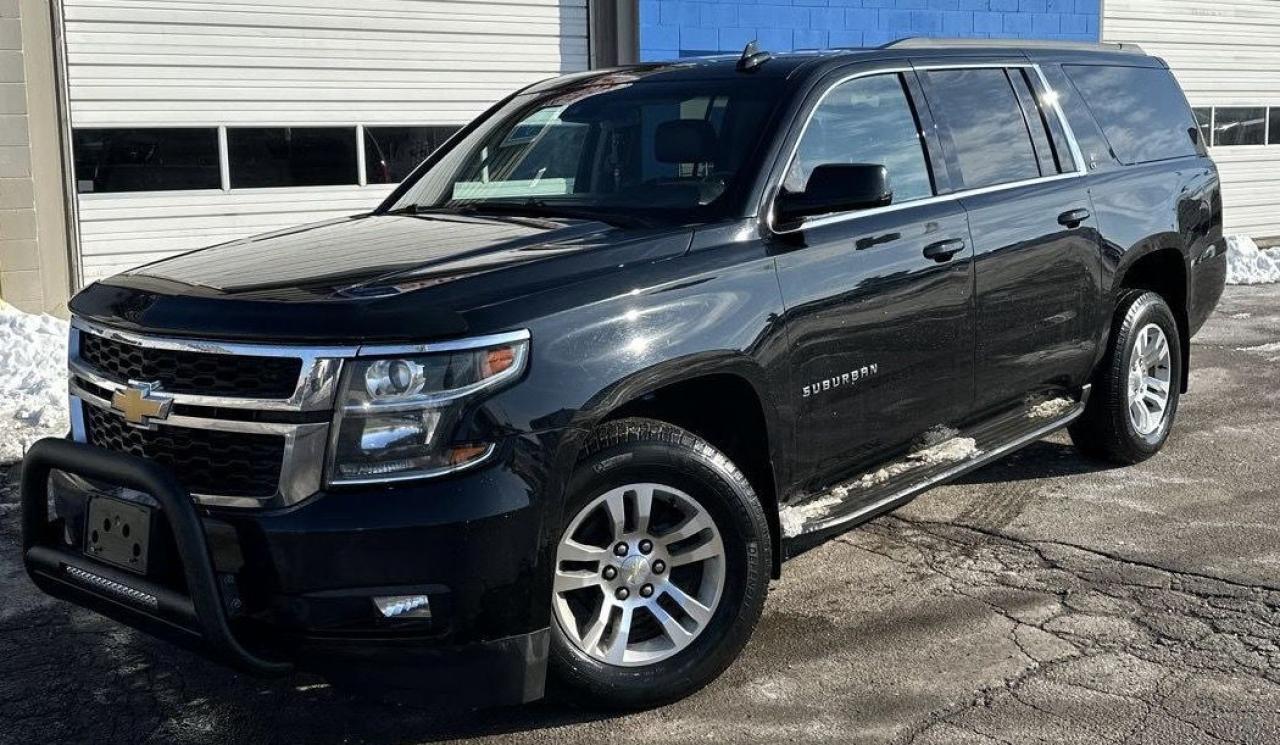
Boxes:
[22,434,563,707]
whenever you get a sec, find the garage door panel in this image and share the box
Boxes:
[65,0,589,283]
[1104,0,1280,239]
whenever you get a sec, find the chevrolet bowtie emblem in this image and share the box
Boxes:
[111,381,173,429]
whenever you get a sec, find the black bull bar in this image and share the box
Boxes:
[20,437,292,676]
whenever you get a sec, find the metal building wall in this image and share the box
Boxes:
[1104,0,1280,239]
[62,0,590,283]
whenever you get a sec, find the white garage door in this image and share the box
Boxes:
[62,0,590,284]
[1103,0,1280,240]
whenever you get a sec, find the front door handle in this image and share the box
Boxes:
[1058,208,1091,227]
[923,238,966,262]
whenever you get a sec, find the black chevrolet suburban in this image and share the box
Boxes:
[22,39,1225,709]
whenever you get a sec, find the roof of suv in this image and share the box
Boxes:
[526,38,1158,93]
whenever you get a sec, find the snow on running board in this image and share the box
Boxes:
[778,430,981,538]
[1027,396,1075,420]
[0,301,70,465]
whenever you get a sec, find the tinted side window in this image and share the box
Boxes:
[228,127,357,188]
[923,68,1042,189]
[1007,69,1062,176]
[72,128,220,194]
[785,73,933,204]
[1063,65,1199,165]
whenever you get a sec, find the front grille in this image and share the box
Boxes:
[84,406,285,498]
[80,332,302,399]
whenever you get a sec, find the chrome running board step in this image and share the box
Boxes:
[780,389,1089,554]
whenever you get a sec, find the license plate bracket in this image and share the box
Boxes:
[85,496,153,575]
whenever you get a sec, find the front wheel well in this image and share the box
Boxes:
[601,374,781,578]
[1118,248,1190,392]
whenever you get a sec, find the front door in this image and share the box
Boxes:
[771,70,977,494]
[918,64,1101,416]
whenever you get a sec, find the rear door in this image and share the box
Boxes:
[771,69,976,492]
[917,63,1102,416]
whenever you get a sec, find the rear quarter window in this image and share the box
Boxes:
[1063,65,1200,165]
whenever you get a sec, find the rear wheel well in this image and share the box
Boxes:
[1118,249,1190,391]
[603,375,781,577]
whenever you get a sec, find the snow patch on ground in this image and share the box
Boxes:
[778,428,981,537]
[1027,396,1075,420]
[0,301,69,464]
[1226,235,1280,285]
[1238,342,1280,362]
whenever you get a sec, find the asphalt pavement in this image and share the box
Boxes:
[2,284,1278,744]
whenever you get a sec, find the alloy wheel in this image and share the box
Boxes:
[1127,323,1172,436]
[552,483,725,667]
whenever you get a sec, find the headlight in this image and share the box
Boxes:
[327,333,529,484]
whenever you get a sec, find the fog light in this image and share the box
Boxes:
[372,594,432,619]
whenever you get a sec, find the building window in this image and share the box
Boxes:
[1193,108,1212,147]
[72,128,220,193]
[363,126,458,184]
[1211,107,1267,146]
[228,127,358,188]
[1270,109,1280,145]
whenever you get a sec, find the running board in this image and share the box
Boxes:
[780,389,1089,554]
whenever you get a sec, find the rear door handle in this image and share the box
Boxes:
[1057,208,1091,227]
[923,238,966,262]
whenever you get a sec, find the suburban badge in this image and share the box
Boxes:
[803,364,879,398]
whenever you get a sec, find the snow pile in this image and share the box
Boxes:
[1225,235,1280,285]
[778,427,981,537]
[0,301,70,464]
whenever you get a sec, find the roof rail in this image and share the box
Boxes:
[881,37,1146,54]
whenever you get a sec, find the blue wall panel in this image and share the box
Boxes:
[639,0,1101,62]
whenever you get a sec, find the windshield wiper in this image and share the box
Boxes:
[388,200,648,228]
[452,200,649,228]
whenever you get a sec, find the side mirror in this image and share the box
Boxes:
[775,163,893,225]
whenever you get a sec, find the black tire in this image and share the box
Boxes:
[1069,290,1182,464]
[547,417,771,709]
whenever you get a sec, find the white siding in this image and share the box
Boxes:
[1103,0,1280,239]
[63,0,589,282]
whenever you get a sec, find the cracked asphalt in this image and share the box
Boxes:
[3,284,1279,744]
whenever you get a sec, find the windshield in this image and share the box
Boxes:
[387,75,785,226]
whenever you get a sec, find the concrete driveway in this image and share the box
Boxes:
[2,285,1279,745]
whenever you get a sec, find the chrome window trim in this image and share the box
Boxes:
[766,62,1088,236]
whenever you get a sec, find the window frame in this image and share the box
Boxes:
[922,66,1050,190]
[71,126,224,195]
[72,123,465,199]
[1208,106,1268,147]
[766,62,1086,236]
[780,71,938,205]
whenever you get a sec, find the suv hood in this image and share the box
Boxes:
[70,213,693,343]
